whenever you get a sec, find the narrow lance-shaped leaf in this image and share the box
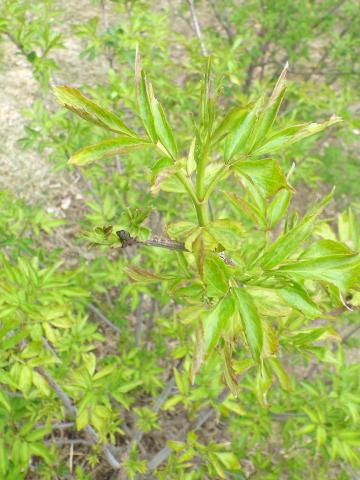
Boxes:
[200,56,212,126]
[251,62,288,149]
[266,357,291,391]
[137,68,158,142]
[151,98,178,160]
[255,188,334,269]
[253,116,342,156]
[53,86,135,136]
[267,189,291,228]
[275,253,360,291]
[232,288,263,362]
[68,136,152,165]
[278,283,323,318]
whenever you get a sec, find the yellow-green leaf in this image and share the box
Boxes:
[69,136,151,165]
[206,219,244,251]
[53,85,135,135]
[232,288,263,362]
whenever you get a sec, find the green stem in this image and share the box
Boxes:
[203,164,231,202]
[176,170,198,206]
[195,143,210,226]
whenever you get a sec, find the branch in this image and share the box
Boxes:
[88,303,121,335]
[186,0,208,56]
[132,359,184,448]
[207,0,234,43]
[117,230,235,266]
[117,230,186,252]
[147,388,229,472]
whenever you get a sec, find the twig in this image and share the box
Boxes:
[88,303,121,335]
[186,0,208,56]
[132,359,183,448]
[147,388,229,472]
[117,230,186,252]
[342,323,360,343]
[38,422,75,430]
[207,0,234,43]
[117,230,235,266]
[37,367,122,470]
[2,31,30,60]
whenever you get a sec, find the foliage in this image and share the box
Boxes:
[0,0,359,479]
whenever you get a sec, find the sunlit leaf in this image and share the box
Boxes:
[53,85,135,135]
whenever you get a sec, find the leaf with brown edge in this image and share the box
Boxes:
[124,265,169,283]
[267,357,292,391]
[53,85,135,136]
[222,342,239,397]
[190,321,205,384]
[68,137,152,165]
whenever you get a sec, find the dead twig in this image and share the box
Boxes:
[88,303,121,335]
[186,0,208,57]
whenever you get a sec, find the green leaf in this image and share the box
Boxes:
[199,56,214,128]
[203,294,235,355]
[167,221,197,240]
[225,191,267,227]
[151,98,177,159]
[19,365,32,394]
[0,439,8,475]
[233,158,290,198]
[212,107,248,145]
[348,207,360,251]
[30,443,53,465]
[26,427,50,442]
[0,390,11,412]
[253,116,342,156]
[256,189,334,269]
[68,136,151,165]
[232,288,263,362]
[255,364,272,407]
[53,85,135,135]
[204,254,229,296]
[267,357,291,391]
[278,284,322,318]
[251,63,288,148]
[300,239,355,259]
[224,100,260,162]
[288,327,341,347]
[135,54,157,141]
[267,189,291,228]
[275,254,360,290]
[206,219,244,251]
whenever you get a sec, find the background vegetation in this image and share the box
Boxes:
[0,1,359,479]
